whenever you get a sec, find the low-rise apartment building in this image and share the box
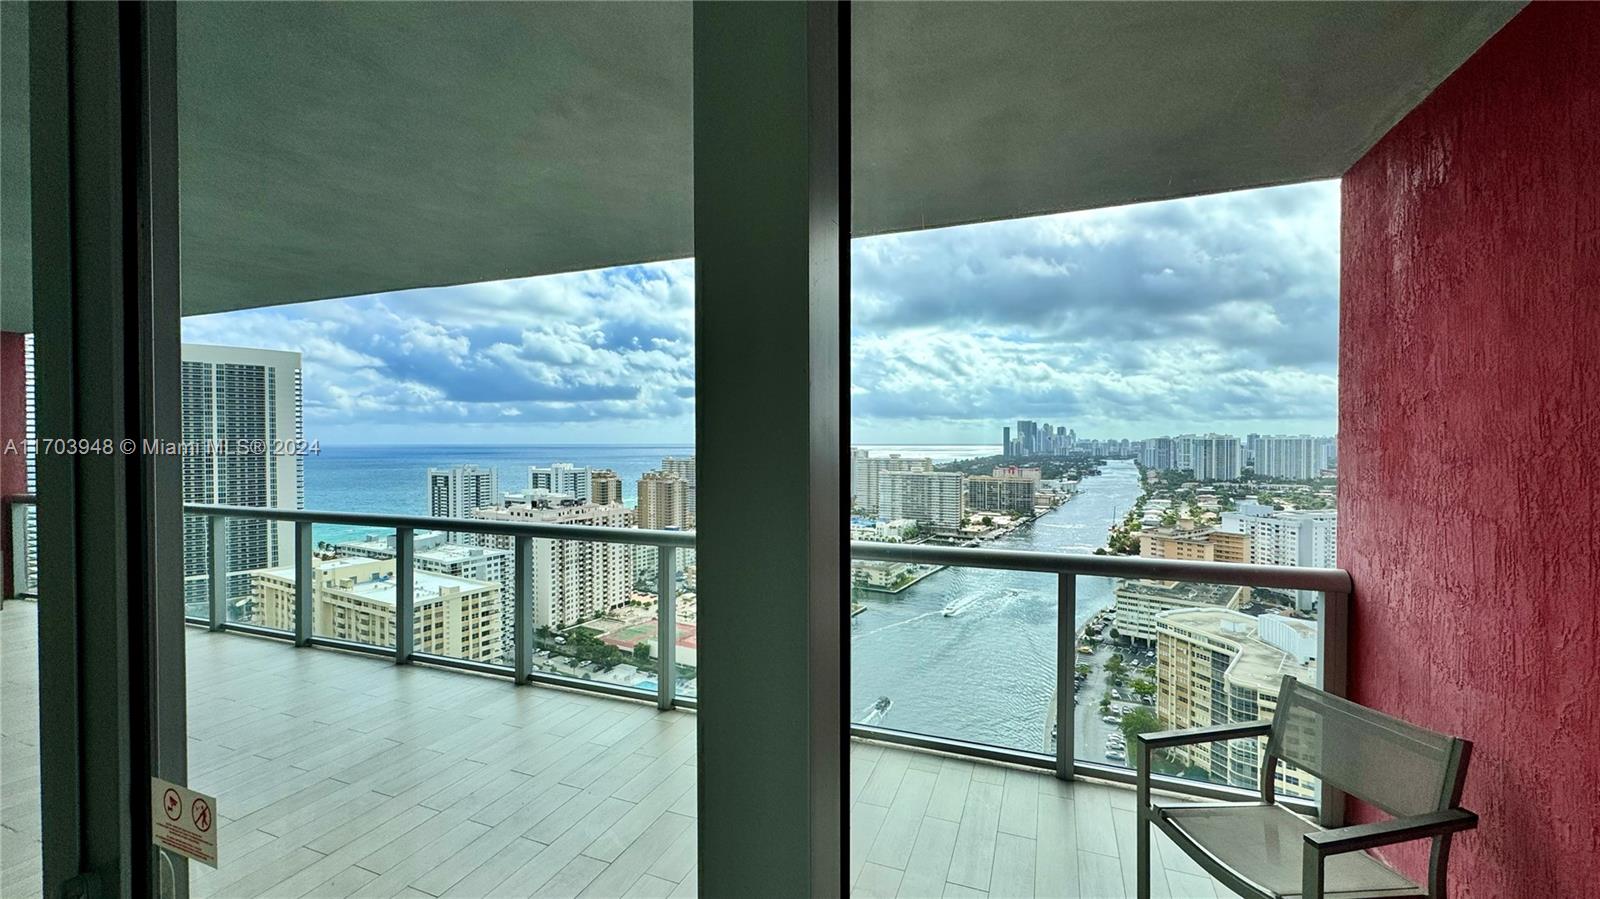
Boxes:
[331,531,514,660]
[1154,607,1318,802]
[251,556,502,662]
[1139,527,1250,564]
[1112,579,1246,645]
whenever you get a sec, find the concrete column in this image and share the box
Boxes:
[693,3,842,895]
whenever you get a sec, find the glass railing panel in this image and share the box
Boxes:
[525,536,652,697]
[182,511,211,620]
[181,513,292,632]
[302,527,396,650]
[9,500,39,596]
[229,516,292,632]
[403,529,509,667]
[850,561,1057,755]
[22,502,37,595]
[1077,576,1321,803]
[672,545,697,701]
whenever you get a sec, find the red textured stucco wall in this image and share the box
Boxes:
[1340,4,1600,896]
[1,331,26,597]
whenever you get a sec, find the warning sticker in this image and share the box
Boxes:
[151,777,218,868]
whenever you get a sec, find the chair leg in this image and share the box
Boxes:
[1137,810,1152,899]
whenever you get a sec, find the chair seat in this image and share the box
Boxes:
[1155,801,1425,899]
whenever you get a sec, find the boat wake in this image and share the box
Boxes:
[941,594,982,617]
[852,608,943,639]
[859,696,893,725]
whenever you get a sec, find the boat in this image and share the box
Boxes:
[942,595,979,617]
[873,696,892,713]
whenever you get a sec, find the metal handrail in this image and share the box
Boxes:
[186,502,696,549]
[4,493,693,711]
[850,539,1350,593]
[11,495,696,548]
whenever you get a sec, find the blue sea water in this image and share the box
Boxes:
[304,443,695,544]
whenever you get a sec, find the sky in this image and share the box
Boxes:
[182,179,1339,446]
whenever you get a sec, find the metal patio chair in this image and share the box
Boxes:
[1136,675,1476,899]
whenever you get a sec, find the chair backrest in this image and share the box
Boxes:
[1266,676,1471,817]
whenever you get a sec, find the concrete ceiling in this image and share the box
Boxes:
[850,1,1521,236]
[1,1,695,332]
[0,2,1522,333]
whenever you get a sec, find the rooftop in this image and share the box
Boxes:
[1158,607,1317,694]
[254,557,496,607]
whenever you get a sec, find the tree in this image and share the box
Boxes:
[1075,663,1091,678]
[981,516,994,527]
[1119,707,1163,746]
[1131,678,1156,700]
[633,642,653,664]
[1105,653,1126,676]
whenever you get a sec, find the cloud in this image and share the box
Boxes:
[849,180,1340,442]
[182,261,695,442]
[182,182,1337,445]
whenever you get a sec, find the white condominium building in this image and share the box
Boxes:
[469,500,632,630]
[965,475,1036,515]
[428,464,499,522]
[1254,435,1326,480]
[1173,434,1242,482]
[877,470,964,527]
[851,452,934,517]
[250,556,502,663]
[529,463,592,502]
[181,343,304,614]
[1221,502,1337,610]
[1155,607,1319,802]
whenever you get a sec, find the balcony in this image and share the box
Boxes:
[3,591,1277,899]
[6,496,1343,898]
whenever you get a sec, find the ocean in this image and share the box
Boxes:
[304,443,695,544]
[305,443,1002,543]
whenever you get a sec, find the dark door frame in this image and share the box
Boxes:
[30,2,188,895]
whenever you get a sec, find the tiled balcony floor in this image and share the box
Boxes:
[0,600,698,898]
[850,743,1233,899]
[7,596,1246,899]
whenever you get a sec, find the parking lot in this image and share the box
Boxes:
[1070,635,1157,767]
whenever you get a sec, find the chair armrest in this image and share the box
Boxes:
[1302,809,1476,898]
[1304,808,1478,857]
[1135,721,1272,751]
[1135,722,1272,812]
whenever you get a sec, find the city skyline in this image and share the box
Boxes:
[181,180,1337,446]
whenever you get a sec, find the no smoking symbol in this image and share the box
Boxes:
[191,798,212,833]
[162,789,181,821]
